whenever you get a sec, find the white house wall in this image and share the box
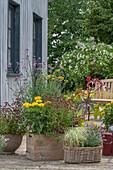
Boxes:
[0,0,48,105]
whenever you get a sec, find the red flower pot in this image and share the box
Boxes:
[102,133,113,156]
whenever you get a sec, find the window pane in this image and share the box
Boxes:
[8,9,11,28]
[8,30,11,48]
[33,21,35,39]
[8,49,11,64]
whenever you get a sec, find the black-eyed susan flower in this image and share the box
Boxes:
[34,96,41,100]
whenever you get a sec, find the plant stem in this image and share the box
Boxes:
[88,106,90,121]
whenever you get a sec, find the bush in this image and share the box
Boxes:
[60,37,113,90]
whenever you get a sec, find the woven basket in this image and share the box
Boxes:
[64,145,102,163]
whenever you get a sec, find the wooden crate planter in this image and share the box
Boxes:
[64,145,102,163]
[26,134,64,161]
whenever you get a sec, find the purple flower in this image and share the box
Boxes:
[9,62,12,67]
[16,62,20,65]
[14,77,19,81]
[59,66,62,69]
[66,73,69,77]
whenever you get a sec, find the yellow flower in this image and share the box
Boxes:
[41,75,45,78]
[36,100,42,103]
[97,125,100,128]
[38,103,45,107]
[52,78,55,80]
[108,113,111,115]
[57,76,64,80]
[101,112,104,115]
[91,122,96,126]
[64,80,68,82]
[45,101,51,104]
[34,96,41,100]
[111,101,113,104]
[31,102,39,107]
[48,75,51,78]
[102,107,106,110]
[23,102,31,108]
[106,103,111,106]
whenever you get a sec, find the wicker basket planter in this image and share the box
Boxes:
[64,145,102,163]
[26,134,64,161]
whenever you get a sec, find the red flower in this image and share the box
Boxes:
[87,76,91,82]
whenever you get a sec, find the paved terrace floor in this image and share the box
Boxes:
[1,120,113,170]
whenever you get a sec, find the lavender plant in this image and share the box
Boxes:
[84,121,102,147]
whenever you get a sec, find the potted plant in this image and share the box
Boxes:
[63,121,103,163]
[0,98,27,154]
[23,94,79,161]
[100,101,113,156]
[75,76,108,121]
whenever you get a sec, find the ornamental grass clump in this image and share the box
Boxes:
[23,94,79,135]
[64,127,87,147]
[64,121,102,148]
[100,101,113,131]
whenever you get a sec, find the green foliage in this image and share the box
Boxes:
[84,0,113,44]
[48,0,88,65]
[23,94,79,135]
[101,102,113,131]
[85,122,102,147]
[60,38,113,90]
[0,99,27,135]
[64,122,102,147]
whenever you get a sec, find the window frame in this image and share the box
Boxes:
[7,0,20,75]
[33,13,42,64]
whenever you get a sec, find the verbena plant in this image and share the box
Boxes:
[6,50,69,103]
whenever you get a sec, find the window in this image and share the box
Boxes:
[7,1,20,74]
[33,13,42,64]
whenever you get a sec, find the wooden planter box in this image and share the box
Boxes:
[26,134,64,161]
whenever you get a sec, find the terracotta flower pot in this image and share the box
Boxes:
[2,134,23,154]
